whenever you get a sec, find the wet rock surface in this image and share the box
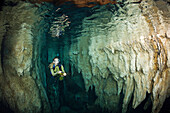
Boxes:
[67,0,170,113]
[0,1,52,113]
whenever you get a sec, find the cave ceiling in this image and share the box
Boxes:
[26,0,118,7]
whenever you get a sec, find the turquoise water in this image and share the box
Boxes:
[46,3,113,113]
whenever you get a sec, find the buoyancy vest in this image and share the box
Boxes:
[52,64,65,81]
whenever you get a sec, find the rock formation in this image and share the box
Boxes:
[0,1,52,113]
[67,0,170,113]
[0,0,169,113]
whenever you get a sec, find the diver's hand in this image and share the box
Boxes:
[57,71,62,74]
[63,73,67,76]
[53,73,58,76]
[49,63,54,68]
[60,73,66,77]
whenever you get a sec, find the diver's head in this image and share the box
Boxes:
[53,57,60,65]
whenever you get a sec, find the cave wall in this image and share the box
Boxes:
[0,1,52,113]
[68,0,170,113]
[0,0,169,113]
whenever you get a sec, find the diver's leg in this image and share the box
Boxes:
[59,80,64,106]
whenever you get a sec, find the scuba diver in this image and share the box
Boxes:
[49,57,67,81]
[48,57,67,107]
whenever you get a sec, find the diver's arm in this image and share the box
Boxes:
[61,65,67,76]
[49,63,57,76]
[50,69,62,76]
[61,65,65,73]
[50,68,56,76]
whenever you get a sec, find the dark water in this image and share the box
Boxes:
[0,102,14,113]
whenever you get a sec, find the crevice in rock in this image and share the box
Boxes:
[0,101,14,113]
[126,92,152,113]
[0,0,5,11]
[159,96,170,113]
[1,36,5,75]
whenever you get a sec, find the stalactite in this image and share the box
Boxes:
[68,0,170,113]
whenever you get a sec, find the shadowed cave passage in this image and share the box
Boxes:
[45,3,100,113]
[46,3,144,113]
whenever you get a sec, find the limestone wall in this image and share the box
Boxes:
[69,0,170,113]
[0,1,52,113]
